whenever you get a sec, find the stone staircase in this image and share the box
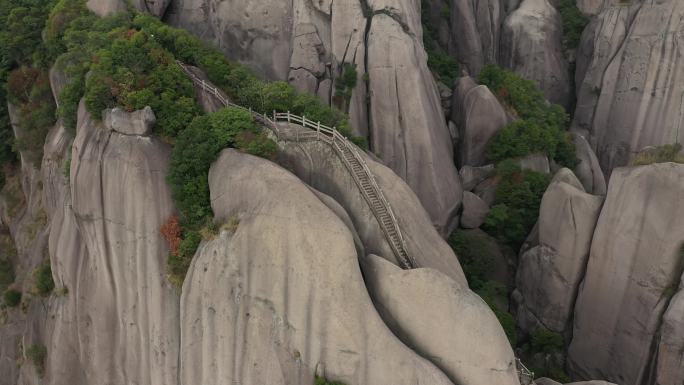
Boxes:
[177,61,416,269]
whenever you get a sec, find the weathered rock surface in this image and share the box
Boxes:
[461,191,490,229]
[181,148,455,385]
[655,289,684,385]
[103,106,156,136]
[47,102,180,385]
[573,0,684,174]
[278,137,466,284]
[500,0,570,107]
[572,134,606,195]
[366,11,463,234]
[452,76,509,167]
[460,164,496,191]
[449,0,504,75]
[568,163,684,385]
[87,0,171,17]
[168,0,463,234]
[166,0,293,80]
[514,169,603,335]
[519,153,550,174]
[361,254,520,385]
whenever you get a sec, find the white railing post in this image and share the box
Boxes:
[302,115,306,128]
[249,107,252,115]
[287,111,291,124]
[201,79,205,91]
[317,121,320,140]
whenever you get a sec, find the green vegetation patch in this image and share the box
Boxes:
[557,0,590,52]
[483,160,551,249]
[3,288,21,307]
[479,65,576,168]
[26,343,47,376]
[315,375,347,385]
[34,263,55,296]
[632,143,684,166]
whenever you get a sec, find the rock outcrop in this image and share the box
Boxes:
[513,169,603,335]
[278,136,466,283]
[568,163,684,385]
[573,0,684,174]
[87,0,171,17]
[500,0,570,107]
[451,76,509,167]
[572,134,606,195]
[180,148,455,385]
[361,254,520,385]
[167,0,463,234]
[449,0,504,75]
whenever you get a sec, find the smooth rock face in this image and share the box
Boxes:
[460,164,496,191]
[655,289,684,385]
[500,0,570,107]
[166,0,293,80]
[278,138,466,284]
[568,163,684,385]
[514,169,603,335]
[574,0,684,174]
[57,101,180,385]
[452,76,509,167]
[367,12,463,234]
[361,254,520,385]
[519,153,550,174]
[181,149,455,385]
[572,134,606,195]
[86,0,170,17]
[168,0,463,234]
[450,0,504,75]
[103,106,156,136]
[460,191,490,229]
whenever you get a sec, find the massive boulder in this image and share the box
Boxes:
[180,148,455,385]
[513,169,603,335]
[167,0,463,234]
[361,254,520,385]
[500,0,570,107]
[451,76,509,167]
[366,9,463,234]
[572,134,606,195]
[573,0,684,174]
[278,135,466,284]
[449,0,504,75]
[46,102,180,385]
[568,163,684,385]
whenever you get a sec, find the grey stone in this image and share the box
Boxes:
[452,76,509,167]
[573,1,684,174]
[568,163,684,384]
[461,191,490,229]
[519,153,550,174]
[449,0,504,75]
[514,169,603,334]
[183,148,456,385]
[361,254,520,385]
[500,0,570,107]
[572,134,606,195]
[460,164,496,191]
[288,68,318,95]
[103,107,156,136]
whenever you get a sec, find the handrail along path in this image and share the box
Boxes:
[177,62,416,269]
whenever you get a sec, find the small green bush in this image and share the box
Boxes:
[531,328,565,354]
[632,143,684,166]
[3,288,21,307]
[25,343,47,376]
[315,375,347,385]
[34,263,55,296]
[334,63,357,102]
[483,160,551,248]
[557,0,590,52]
[448,230,498,291]
[479,65,576,168]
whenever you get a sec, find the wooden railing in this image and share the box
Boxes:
[177,61,416,269]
